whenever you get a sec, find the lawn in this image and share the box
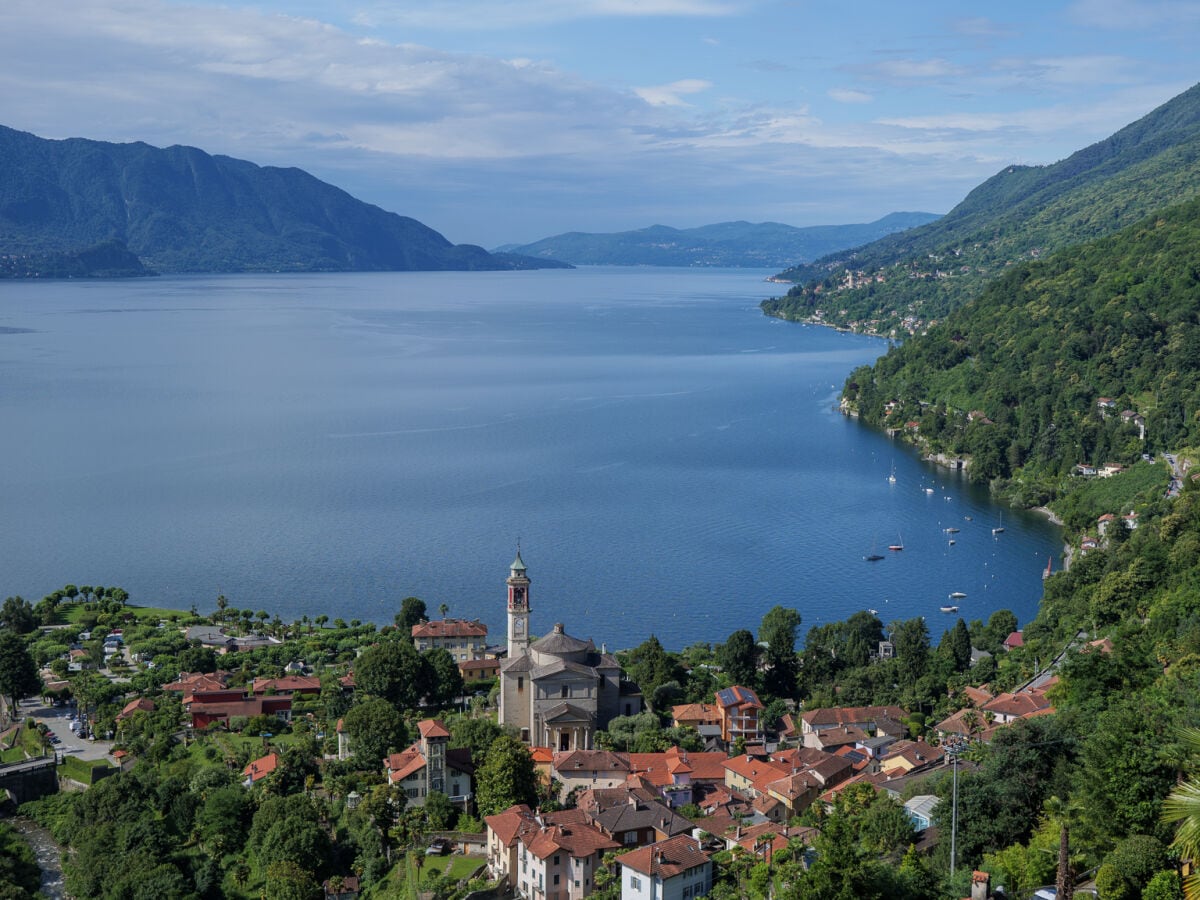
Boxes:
[59,754,114,785]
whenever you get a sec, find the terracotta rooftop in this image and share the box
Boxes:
[620,834,711,879]
[243,752,279,783]
[412,618,488,639]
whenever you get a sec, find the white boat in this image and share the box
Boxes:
[940,605,959,613]
[949,591,966,599]
[923,487,934,494]
[887,461,896,484]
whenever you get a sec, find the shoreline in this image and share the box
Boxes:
[1033,506,1064,526]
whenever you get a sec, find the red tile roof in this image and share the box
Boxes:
[243,752,279,783]
[620,834,711,879]
[418,719,451,739]
[800,704,907,730]
[412,619,488,639]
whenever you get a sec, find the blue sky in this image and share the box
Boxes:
[2,1,1198,247]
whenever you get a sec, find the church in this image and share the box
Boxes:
[498,552,638,750]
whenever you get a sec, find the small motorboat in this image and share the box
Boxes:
[940,605,959,613]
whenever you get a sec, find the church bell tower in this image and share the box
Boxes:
[506,549,531,659]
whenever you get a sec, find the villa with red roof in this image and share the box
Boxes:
[485,805,619,899]
[412,618,489,660]
[243,752,278,785]
[618,834,713,900]
[115,697,155,721]
[383,719,474,808]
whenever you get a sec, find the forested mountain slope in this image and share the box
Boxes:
[763,81,1200,332]
[0,125,565,274]
[843,196,1200,496]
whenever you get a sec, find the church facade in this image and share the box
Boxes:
[498,552,631,750]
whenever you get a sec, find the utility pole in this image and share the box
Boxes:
[946,737,967,880]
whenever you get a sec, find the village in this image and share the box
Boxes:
[0,547,1094,900]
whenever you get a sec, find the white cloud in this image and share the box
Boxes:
[635,79,714,107]
[867,58,967,81]
[828,87,873,104]
[950,16,1017,39]
[351,0,740,30]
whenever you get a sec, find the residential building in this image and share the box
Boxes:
[243,752,279,785]
[713,686,763,745]
[412,618,489,660]
[551,749,631,798]
[904,795,939,830]
[618,834,713,900]
[485,805,619,900]
[460,658,501,682]
[384,719,475,807]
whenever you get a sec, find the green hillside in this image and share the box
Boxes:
[0,125,568,275]
[843,196,1200,506]
[763,82,1200,333]
[496,212,939,268]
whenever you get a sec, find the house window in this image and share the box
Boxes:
[624,832,637,844]
[630,876,641,890]
[561,684,569,698]
[554,874,560,885]
[518,676,524,690]
[554,856,560,866]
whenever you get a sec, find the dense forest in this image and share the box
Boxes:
[841,196,1200,504]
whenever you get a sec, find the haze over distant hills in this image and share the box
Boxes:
[0,125,568,277]
[764,81,1200,332]
[494,213,940,269]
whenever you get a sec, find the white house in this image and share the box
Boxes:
[618,834,713,900]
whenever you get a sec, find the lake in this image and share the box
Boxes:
[0,267,1060,650]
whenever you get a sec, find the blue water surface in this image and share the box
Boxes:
[0,267,1059,649]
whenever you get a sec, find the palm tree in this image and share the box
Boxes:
[1163,727,1200,899]
[1043,795,1082,900]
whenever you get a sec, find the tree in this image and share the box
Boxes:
[0,630,41,720]
[622,635,683,709]
[0,597,36,635]
[342,697,409,764]
[718,629,759,689]
[395,597,427,635]
[946,618,972,672]
[450,716,507,760]
[758,606,801,698]
[194,785,252,857]
[1166,752,1200,898]
[475,734,538,817]
[355,640,427,709]
[423,647,464,708]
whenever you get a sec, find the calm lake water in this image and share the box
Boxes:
[0,268,1059,650]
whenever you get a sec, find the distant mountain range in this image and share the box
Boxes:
[494,213,941,268]
[764,81,1200,331]
[0,125,568,277]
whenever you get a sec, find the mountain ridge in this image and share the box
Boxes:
[495,212,940,268]
[0,125,568,276]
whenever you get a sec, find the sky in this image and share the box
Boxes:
[1,1,1199,248]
